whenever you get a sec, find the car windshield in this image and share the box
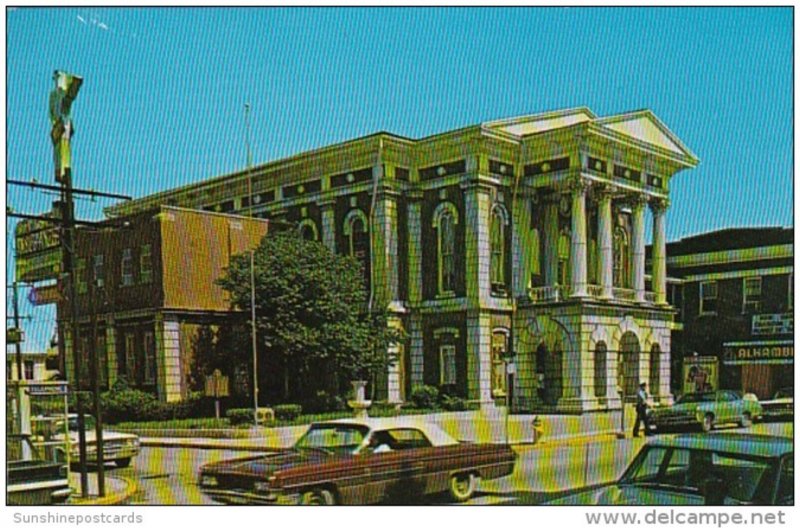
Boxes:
[621,446,775,503]
[294,424,369,455]
[775,388,793,399]
[676,392,717,404]
[65,416,96,431]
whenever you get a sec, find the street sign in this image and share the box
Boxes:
[28,284,62,306]
[15,205,63,283]
[6,327,25,344]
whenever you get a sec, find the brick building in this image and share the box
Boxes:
[58,206,269,402]
[105,108,698,411]
[665,227,793,399]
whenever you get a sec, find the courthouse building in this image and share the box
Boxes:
[105,107,698,412]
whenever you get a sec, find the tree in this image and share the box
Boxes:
[217,230,402,403]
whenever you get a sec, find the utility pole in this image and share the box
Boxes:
[245,102,259,426]
[88,254,105,496]
[12,282,24,381]
[50,69,89,497]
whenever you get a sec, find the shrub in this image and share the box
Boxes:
[274,404,303,421]
[226,408,254,426]
[409,385,440,409]
[440,394,468,411]
[100,385,162,424]
[303,390,346,414]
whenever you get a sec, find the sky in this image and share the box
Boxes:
[4,7,794,353]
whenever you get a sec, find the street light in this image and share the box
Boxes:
[244,102,259,426]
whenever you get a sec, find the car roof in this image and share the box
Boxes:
[316,417,459,446]
[647,433,792,458]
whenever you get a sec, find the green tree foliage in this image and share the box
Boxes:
[217,230,403,402]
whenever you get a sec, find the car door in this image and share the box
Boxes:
[359,428,429,503]
[716,391,737,423]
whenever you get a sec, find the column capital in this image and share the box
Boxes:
[459,178,494,195]
[406,188,424,201]
[591,183,615,203]
[567,176,591,194]
[649,196,670,215]
[629,193,649,210]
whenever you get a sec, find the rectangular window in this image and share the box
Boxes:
[439,345,457,386]
[124,333,136,383]
[700,281,718,314]
[140,244,153,284]
[121,248,134,286]
[93,254,104,289]
[743,277,762,313]
[76,258,88,294]
[143,331,156,384]
[24,360,34,381]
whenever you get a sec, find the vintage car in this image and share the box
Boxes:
[760,387,793,421]
[198,417,517,505]
[548,433,793,505]
[7,434,71,505]
[53,414,141,468]
[648,390,763,433]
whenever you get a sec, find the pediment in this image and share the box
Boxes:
[485,107,596,137]
[596,111,696,161]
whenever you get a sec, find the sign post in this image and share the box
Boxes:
[205,369,230,420]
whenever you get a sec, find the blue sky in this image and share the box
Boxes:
[5,7,794,352]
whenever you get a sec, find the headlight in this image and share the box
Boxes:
[253,481,271,492]
[200,474,218,487]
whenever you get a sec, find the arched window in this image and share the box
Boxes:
[649,344,661,396]
[490,205,508,288]
[613,226,630,288]
[433,202,458,295]
[594,341,608,398]
[298,219,318,242]
[343,209,369,258]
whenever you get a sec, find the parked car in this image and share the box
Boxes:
[198,417,517,505]
[648,390,763,433]
[760,387,793,421]
[548,433,793,505]
[7,434,71,505]
[53,414,140,468]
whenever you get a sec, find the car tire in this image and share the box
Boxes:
[115,458,132,468]
[448,472,479,502]
[701,414,714,432]
[740,412,753,428]
[300,488,336,505]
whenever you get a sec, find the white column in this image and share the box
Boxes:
[597,186,614,299]
[544,197,560,288]
[569,178,589,298]
[372,186,400,306]
[407,190,423,304]
[512,189,533,298]
[320,199,336,253]
[156,315,183,402]
[466,311,493,406]
[631,195,647,303]
[651,198,669,305]
[463,180,493,305]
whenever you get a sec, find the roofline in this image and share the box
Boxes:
[595,108,700,164]
[667,225,794,245]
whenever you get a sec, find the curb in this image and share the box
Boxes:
[67,476,138,506]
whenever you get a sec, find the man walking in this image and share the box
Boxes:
[633,381,651,437]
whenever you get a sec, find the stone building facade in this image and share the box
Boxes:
[106,108,698,412]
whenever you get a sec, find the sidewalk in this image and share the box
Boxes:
[67,472,138,505]
[139,405,640,451]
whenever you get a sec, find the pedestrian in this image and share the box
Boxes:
[633,381,651,437]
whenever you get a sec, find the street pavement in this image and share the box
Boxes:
[104,420,791,505]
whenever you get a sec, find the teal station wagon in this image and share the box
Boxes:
[649,391,763,433]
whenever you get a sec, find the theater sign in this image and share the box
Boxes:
[722,340,794,365]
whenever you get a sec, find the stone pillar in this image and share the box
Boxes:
[569,178,590,298]
[596,186,614,299]
[320,199,336,253]
[650,198,669,305]
[631,195,647,303]
[543,196,560,288]
[512,188,533,299]
[155,315,183,402]
[371,185,400,307]
[462,179,493,306]
[406,189,423,304]
[466,311,493,406]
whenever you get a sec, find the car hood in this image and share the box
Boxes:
[55,430,139,443]
[548,484,708,505]
[761,397,793,405]
[652,402,700,415]
[201,449,333,479]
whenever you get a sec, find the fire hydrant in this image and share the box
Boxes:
[532,415,545,444]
